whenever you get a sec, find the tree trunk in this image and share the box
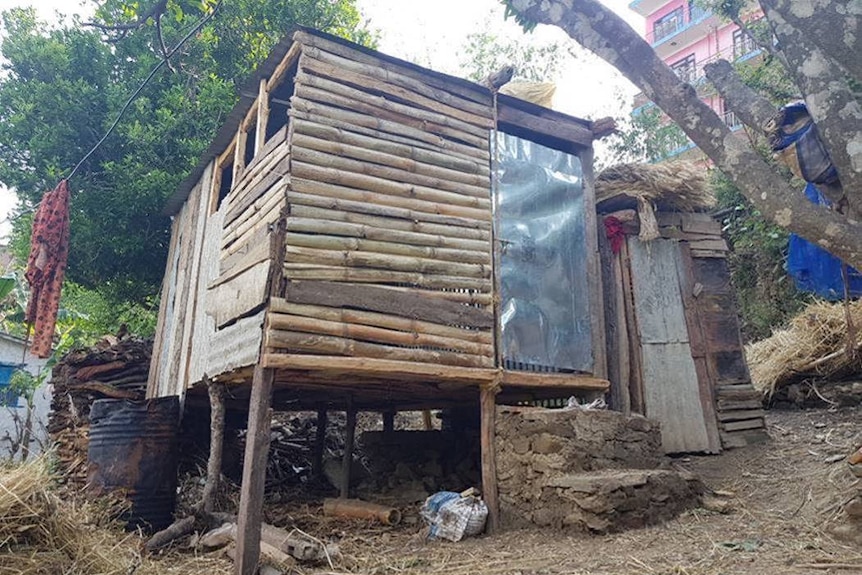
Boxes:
[504,0,862,270]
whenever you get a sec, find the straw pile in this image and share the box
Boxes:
[596,162,715,212]
[747,299,862,397]
[499,81,556,108]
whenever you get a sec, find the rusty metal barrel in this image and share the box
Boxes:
[87,396,180,532]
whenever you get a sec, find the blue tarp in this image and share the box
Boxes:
[787,184,862,299]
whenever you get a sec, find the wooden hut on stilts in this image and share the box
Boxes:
[147,28,611,573]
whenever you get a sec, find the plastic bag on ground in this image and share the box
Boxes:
[420,491,488,542]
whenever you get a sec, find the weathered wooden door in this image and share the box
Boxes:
[627,238,720,453]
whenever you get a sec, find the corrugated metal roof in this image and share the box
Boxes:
[163,27,595,216]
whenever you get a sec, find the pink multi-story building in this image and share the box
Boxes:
[629,0,763,158]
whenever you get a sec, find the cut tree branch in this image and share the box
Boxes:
[505,0,862,270]
[759,1,862,215]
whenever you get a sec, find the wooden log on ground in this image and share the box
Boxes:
[285,213,490,252]
[145,516,196,552]
[269,299,492,344]
[265,329,494,368]
[323,498,402,525]
[282,281,493,328]
[267,311,493,356]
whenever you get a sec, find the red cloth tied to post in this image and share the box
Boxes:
[604,215,626,254]
[25,180,71,358]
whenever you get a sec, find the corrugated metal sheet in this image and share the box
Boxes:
[207,309,265,377]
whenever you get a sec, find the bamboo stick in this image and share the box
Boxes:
[300,44,492,119]
[284,245,491,278]
[232,128,248,185]
[371,284,493,306]
[224,146,289,217]
[265,329,494,368]
[222,183,286,248]
[285,232,491,265]
[285,214,489,252]
[293,32,491,108]
[262,352,494,382]
[225,155,289,228]
[292,117,490,176]
[300,55,493,129]
[290,200,491,242]
[291,132,490,193]
[269,299,493,344]
[291,161,491,211]
[290,97,489,163]
[266,41,302,92]
[281,264,492,291]
[295,67,489,143]
[255,78,269,154]
[290,144,489,203]
[267,312,493,356]
[223,170,288,239]
[290,177,491,223]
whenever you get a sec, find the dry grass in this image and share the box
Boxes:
[0,455,232,575]
[596,162,714,213]
[747,299,862,396]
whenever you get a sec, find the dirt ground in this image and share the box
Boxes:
[309,407,862,575]
[160,406,862,575]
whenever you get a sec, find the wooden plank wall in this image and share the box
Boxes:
[265,33,496,369]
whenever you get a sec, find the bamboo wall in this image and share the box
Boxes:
[263,32,497,370]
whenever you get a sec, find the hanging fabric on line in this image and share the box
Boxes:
[25,180,71,358]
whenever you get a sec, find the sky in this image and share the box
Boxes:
[0,0,645,238]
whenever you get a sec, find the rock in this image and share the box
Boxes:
[532,433,563,454]
[701,494,733,514]
[845,498,862,518]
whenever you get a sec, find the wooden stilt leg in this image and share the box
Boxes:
[313,409,327,479]
[422,409,433,430]
[480,385,500,534]
[382,410,395,435]
[235,365,274,575]
[198,380,226,514]
[340,400,357,499]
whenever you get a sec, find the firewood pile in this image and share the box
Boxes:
[47,336,152,486]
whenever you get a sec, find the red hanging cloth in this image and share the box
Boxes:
[25,180,71,358]
[603,215,626,255]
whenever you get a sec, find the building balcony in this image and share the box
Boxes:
[629,0,669,17]
[646,5,722,58]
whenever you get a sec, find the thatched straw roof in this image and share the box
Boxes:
[596,162,714,214]
[747,299,862,397]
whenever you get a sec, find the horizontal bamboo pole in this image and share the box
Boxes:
[291,132,490,193]
[267,311,493,356]
[284,217,488,254]
[370,284,493,307]
[296,66,490,143]
[286,232,490,265]
[300,45,493,120]
[284,245,490,279]
[292,117,489,177]
[290,97,489,163]
[291,161,490,211]
[262,352,494,382]
[281,264,492,292]
[270,298,493,345]
[265,329,494,368]
[301,55,493,130]
[290,177,491,223]
[288,191,491,236]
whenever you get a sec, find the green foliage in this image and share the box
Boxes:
[606,105,691,164]
[0,0,371,311]
[461,28,578,83]
[712,170,808,341]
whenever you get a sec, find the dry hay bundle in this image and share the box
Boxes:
[0,456,231,575]
[747,299,862,397]
[596,162,714,212]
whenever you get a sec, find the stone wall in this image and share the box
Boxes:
[496,406,703,533]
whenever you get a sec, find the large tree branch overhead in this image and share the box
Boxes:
[504,0,862,270]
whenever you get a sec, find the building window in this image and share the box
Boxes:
[671,54,698,84]
[733,28,758,60]
[653,7,684,42]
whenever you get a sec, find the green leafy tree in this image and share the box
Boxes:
[0,0,372,311]
[460,26,580,83]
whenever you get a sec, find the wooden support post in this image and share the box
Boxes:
[235,365,274,575]
[480,385,500,534]
[198,379,226,514]
[340,400,357,499]
[313,409,327,479]
[382,410,395,434]
[422,409,433,430]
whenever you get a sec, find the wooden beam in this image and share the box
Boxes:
[499,370,610,391]
[496,100,593,148]
[341,400,357,499]
[313,409,327,480]
[255,78,269,154]
[235,365,275,575]
[480,385,500,533]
